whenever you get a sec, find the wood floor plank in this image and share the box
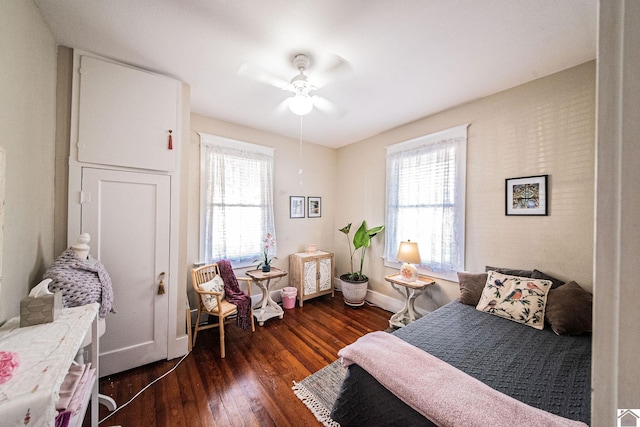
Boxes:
[86,292,391,426]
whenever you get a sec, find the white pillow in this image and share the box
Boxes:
[198,275,225,311]
[476,270,552,330]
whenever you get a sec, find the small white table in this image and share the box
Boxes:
[246,268,288,326]
[385,274,435,328]
[0,303,99,427]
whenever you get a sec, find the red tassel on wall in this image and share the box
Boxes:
[168,130,173,150]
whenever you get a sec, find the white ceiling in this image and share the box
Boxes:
[34,0,597,148]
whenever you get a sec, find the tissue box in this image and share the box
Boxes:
[20,292,62,327]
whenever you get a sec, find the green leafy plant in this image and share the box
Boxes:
[339,221,385,282]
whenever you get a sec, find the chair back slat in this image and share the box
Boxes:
[192,263,221,290]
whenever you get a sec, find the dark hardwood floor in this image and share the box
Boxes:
[87,292,391,427]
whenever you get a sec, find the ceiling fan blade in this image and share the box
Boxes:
[309,54,353,89]
[275,97,290,115]
[312,95,347,118]
[237,62,290,90]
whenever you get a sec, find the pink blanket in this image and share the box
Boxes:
[338,331,587,427]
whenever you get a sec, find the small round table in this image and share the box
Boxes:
[385,273,435,328]
[246,268,288,326]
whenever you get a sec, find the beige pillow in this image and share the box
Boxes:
[476,271,552,330]
[198,275,225,311]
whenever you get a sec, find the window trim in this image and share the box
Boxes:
[384,124,468,281]
[198,132,275,268]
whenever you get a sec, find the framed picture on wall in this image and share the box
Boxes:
[505,175,548,216]
[290,196,305,218]
[308,197,321,218]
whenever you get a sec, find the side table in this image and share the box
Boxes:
[385,274,435,328]
[246,268,288,326]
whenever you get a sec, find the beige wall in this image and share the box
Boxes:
[54,47,73,257]
[335,61,595,310]
[0,1,58,322]
[187,113,337,304]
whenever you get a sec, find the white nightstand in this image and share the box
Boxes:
[385,274,435,328]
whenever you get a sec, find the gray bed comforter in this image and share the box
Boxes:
[331,301,591,426]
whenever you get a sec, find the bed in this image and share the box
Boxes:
[330,270,592,426]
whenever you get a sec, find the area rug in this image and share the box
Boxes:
[292,360,344,427]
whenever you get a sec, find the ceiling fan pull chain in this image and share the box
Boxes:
[299,115,303,187]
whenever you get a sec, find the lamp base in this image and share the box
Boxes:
[400,263,418,282]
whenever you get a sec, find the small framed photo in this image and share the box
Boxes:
[506,175,548,216]
[307,197,321,218]
[290,196,305,218]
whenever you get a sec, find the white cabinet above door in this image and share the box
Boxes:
[77,55,179,171]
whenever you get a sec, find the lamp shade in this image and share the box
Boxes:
[397,241,421,264]
[288,93,313,115]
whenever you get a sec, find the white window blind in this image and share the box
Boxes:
[385,124,468,279]
[199,133,276,267]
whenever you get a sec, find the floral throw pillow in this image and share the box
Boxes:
[198,275,225,311]
[476,270,553,330]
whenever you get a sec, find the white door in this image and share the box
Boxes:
[81,167,170,376]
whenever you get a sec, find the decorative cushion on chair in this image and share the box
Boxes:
[198,275,225,311]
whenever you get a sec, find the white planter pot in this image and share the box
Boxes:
[340,277,368,307]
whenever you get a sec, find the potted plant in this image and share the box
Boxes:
[254,233,277,272]
[338,221,385,306]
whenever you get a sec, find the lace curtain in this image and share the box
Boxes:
[200,134,276,266]
[385,125,467,277]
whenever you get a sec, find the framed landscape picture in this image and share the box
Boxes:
[506,175,548,216]
[307,197,321,218]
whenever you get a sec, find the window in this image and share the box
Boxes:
[384,124,468,279]
[199,133,276,267]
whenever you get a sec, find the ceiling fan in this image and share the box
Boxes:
[237,53,351,116]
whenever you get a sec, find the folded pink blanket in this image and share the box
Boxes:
[56,363,86,411]
[338,331,587,427]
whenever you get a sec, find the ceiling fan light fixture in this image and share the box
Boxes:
[288,93,313,116]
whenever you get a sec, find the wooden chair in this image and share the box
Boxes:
[191,263,255,358]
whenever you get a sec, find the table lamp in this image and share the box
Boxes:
[397,240,421,282]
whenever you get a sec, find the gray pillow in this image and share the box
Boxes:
[457,272,488,306]
[485,266,533,278]
[544,281,592,335]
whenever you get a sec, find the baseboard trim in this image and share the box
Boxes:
[333,277,403,313]
[171,335,189,358]
[333,277,433,316]
[364,289,404,313]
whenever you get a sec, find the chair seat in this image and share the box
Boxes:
[205,299,237,318]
